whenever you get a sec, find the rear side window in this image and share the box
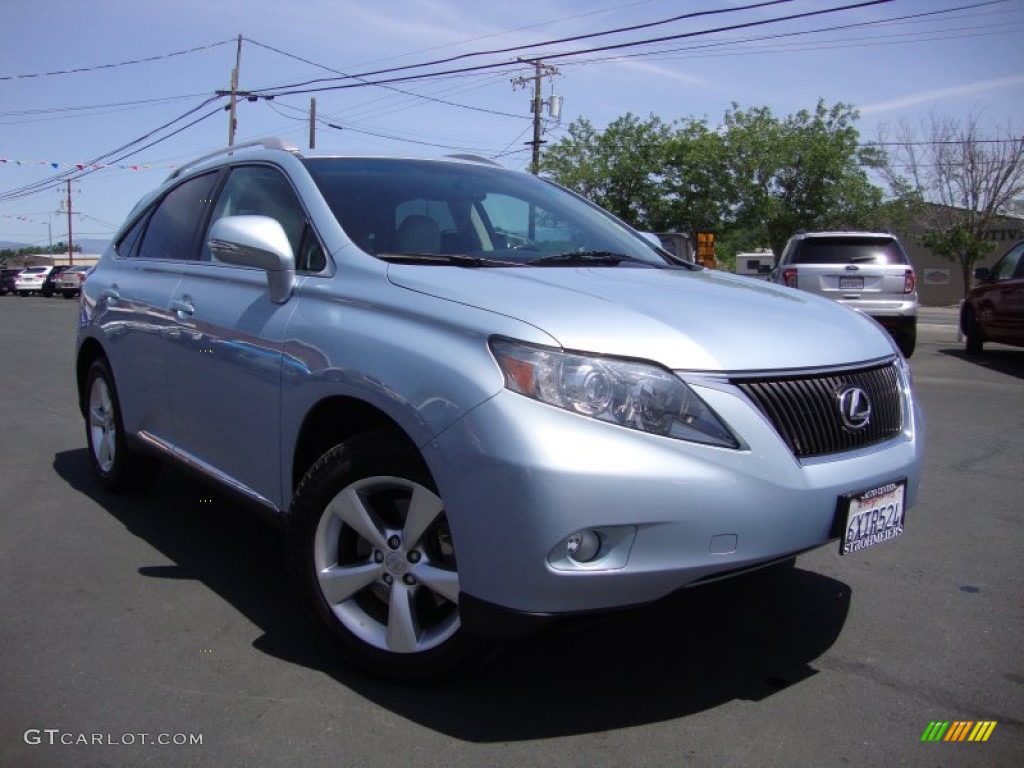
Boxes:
[791,237,907,265]
[136,172,220,261]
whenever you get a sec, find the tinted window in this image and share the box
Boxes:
[116,214,148,257]
[137,173,219,261]
[792,237,907,265]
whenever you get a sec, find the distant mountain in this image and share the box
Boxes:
[0,237,109,254]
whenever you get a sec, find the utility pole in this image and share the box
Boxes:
[309,98,317,149]
[228,34,242,146]
[512,59,560,174]
[66,180,73,265]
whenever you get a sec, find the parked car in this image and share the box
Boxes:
[55,265,90,299]
[0,268,21,296]
[41,265,72,297]
[960,239,1024,353]
[14,266,53,296]
[76,140,925,680]
[769,232,918,357]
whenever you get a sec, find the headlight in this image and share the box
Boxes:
[489,338,739,448]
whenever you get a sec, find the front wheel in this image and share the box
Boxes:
[84,358,160,492]
[286,431,485,681]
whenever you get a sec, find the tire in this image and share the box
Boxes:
[962,306,984,355]
[84,358,160,492]
[895,328,916,359]
[286,431,485,681]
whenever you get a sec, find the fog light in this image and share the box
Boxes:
[566,530,602,563]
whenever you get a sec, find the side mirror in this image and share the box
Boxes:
[208,215,296,304]
[972,267,992,282]
[757,264,773,275]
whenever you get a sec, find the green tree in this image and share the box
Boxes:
[721,100,885,256]
[541,100,889,259]
[539,113,672,229]
[655,118,729,235]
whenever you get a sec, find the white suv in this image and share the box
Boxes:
[770,232,918,357]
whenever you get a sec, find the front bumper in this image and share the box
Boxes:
[426,378,923,632]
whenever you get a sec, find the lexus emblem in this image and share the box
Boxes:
[838,386,872,430]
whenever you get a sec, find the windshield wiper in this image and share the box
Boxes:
[378,252,523,268]
[526,250,657,267]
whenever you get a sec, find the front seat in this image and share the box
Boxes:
[394,215,441,254]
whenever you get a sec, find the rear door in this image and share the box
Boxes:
[91,171,221,442]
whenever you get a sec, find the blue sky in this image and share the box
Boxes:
[2,0,1022,248]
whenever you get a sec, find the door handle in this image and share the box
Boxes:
[171,297,195,319]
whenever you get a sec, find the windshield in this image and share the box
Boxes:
[303,158,674,267]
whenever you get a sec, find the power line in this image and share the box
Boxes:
[249,0,803,93]
[263,99,513,154]
[254,0,896,99]
[0,96,224,203]
[244,38,527,120]
[0,39,235,81]
[565,0,1013,67]
[0,92,212,119]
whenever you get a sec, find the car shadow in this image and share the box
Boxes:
[939,346,1024,380]
[54,448,852,742]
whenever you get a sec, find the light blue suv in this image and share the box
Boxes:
[76,139,924,680]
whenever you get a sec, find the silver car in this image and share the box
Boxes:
[770,231,919,357]
[76,140,924,680]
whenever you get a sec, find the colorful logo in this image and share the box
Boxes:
[921,721,997,742]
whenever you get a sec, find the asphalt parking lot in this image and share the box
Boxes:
[1,295,1021,767]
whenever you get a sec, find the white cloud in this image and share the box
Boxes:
[861,74,1024,116]
[609,59,710,88]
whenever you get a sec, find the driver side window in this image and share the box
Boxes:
[203,165,326,272]
[993,243,1024,280]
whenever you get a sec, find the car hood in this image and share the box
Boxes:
[387,265,894,372]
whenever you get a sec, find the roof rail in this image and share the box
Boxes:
[444,153,501,167]
[165,137,299,181]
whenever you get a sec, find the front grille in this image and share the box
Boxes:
[733,362,904,458]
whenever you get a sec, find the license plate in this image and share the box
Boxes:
[839,276,863,289]
[838,479,906,555]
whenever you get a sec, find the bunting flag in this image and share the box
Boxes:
[1,214,51,224]
[0,158,176,172]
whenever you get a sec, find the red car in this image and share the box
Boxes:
[961,239,1024,353]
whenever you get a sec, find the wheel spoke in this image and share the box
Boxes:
[402,484,444,549]
[98,431,116,469]
[414,563,460,604]
[386,584,420,653]
[88,404,107,429]
[327,487,388,550]
[318,561,382,605]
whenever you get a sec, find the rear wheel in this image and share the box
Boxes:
[962,306,984,355]
[84,358,160,492]
[287,431,485,681]
[894,327,916,358]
